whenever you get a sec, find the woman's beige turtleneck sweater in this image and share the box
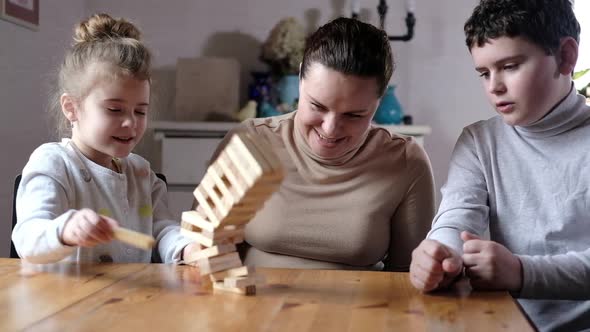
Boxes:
[211,111,435,271]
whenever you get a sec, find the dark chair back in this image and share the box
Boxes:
[10,175,22,258]
[155,172,167,188]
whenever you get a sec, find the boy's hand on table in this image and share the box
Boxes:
[461,231,523,292]
[61,209,118,247]
[410,239,463,292]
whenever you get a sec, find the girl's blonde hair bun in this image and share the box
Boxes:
[73,13,141,45]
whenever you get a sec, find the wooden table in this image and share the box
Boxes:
[0,258,533,331]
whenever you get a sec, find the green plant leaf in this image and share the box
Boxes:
[573,68,590,80]
[574,68,590,92]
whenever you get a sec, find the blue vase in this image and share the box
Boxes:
[374,85,404,124]
[277,75,299,108]
[248,71,272,103]
[257,100,281,118]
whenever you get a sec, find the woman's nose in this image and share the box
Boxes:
[322,115,338,136]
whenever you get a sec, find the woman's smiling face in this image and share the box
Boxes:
[295,63,381,159]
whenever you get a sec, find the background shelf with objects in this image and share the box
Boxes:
[148,121,431,220]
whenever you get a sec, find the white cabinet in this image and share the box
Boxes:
[152,121,237,219]
[161,137,224,186]
[151,120,431,219]
[153,121,237,187]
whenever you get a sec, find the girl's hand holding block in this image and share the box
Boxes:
[62,209,155,250]
[112,227,155,250]
[61,209,119,247]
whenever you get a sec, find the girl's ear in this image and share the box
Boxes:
[558,37,578,76]
[60,93,78,122]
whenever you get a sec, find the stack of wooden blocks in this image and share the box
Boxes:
[180,132,283,295]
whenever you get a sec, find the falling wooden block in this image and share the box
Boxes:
[200,175,233,216]
[180,132,284,295]
[209,266,255,282]
[181,210,215,233]
[201,226,244,242]
[213,281,256,296]
[233,132,283,181]
[208,164,239,203]
[183,244,236,263]
[216,153,248,197]
[194,186,223,226]
[180,228,216,248]
[180,226,244,248]
[188,133,284,231]
[191,252,242,276]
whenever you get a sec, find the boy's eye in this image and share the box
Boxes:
[478,72,489,79]
[504,64,518,71]
[135,110,147,116]
[107,108,122,112]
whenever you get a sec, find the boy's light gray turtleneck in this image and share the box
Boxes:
[429,87,590,331]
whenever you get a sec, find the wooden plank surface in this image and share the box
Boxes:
[0,259,147,331]
[0,258,534,332]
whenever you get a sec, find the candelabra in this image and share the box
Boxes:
[378,0,415,41]
[351,0,416,42]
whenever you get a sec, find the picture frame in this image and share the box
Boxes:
[0,0,39,30]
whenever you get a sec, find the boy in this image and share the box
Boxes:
[409,0,590,331]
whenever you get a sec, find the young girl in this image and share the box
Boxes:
[12,13,198,264]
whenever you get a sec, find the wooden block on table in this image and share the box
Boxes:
[112,227,155,250]
[183,243,237,263]
[213,281,256,296]
[192,252,242,275]
[223,274,266,288]
[209,265,255,282]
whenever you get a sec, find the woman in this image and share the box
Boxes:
[211,17,435,271]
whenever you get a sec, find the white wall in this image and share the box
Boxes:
[0,1,86,257]
[0,0,491,257]
[84,0,490,194]
[401,0,491,201]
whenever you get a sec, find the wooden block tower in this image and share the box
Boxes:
[180,131,283,295]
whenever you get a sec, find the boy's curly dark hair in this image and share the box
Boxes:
[464,0,580,55]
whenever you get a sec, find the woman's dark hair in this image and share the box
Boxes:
[300,17,395,96]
